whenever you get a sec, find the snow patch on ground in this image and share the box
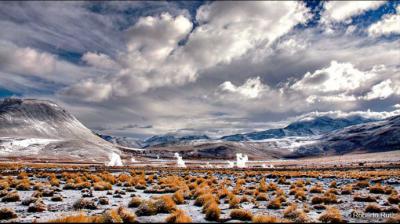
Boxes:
[0,137,60,154]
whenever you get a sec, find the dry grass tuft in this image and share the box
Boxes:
[365,203,383,213]
[1,191,20,202]
[204,202,220,221]
[166,209,192,223]
[318,207,343,223]
[172,190,185,204]
[128,197,142,208]
[230,209,253,221]
[73,198,97,210]
[252,215,283,223]
[0,208,17,220]
[135,200,158,216]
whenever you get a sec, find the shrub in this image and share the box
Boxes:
[16,179,31,191]
[318,207,343,223]
[267,197,281,209]
[353,194,376,202]
[329,181,337,188]
[2,191,20,202]
[252,215,282,223]
[51,194,63,202]
[73,198,97,210]
[0,208,17,220]
[310,185,324,193]
[355,180,369,188]
[98,196,109,205]
[311,193,337,204]
[0,181,9,190]
[116,207,136,223]
[195,193,215,207]
[388,194,400,204]
[369,183,385,194]
[173,190,185,204]
[283,204,309,222]
[204,202,220,221]
[230,209,253,221]
[93,182,112,191]
[28,199,47,212]
[135,200,158,216]
[365,203,382,213]
[49,213,96,223]
[229,196,241,209]
[386,214,400,223]
[128,197,142,208]
[101,209,123,223]
[166,209,192,223]
[155,195,177,213]
[256,193,268,201]
[22,197,39,206]
[341,185,353,195]
[295,189,306,201]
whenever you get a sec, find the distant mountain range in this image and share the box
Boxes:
[0,97,399,162]
[99,115,378,147]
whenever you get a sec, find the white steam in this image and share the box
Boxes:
[107,152,123,166]
[236,153,248,168]
[174,153,186,168]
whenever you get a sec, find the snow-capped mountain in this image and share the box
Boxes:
[221,115,377,141]
[96,133,144,148]
[0,98,121,163]
[289,115,400,158]
[142,134,210,147]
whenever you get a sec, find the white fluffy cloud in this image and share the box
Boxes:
[368,5,400,37]
[218,77,266,99]
[82,52,119,70]
[63,2,311,102]
[362,79,395,100]
[321,1,385,24]
[291,60,375,94]
[0,41,56,76]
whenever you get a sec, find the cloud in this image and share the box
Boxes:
[291,60,375,96]
[82,52,119,70]
[362,79,395,100]
[368,5,400,37]
[0,41,56,76]
[218,77,266,99]
[321,1,385,24]
[61,2,311,102]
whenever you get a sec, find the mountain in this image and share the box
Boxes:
[221,115,377,141]
[289,115,400,158]
[142,134,210,148]
[0,98,122,163]
[96,133,144,148]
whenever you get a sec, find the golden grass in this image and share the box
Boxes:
[318,207,343,223]
[166,209,192,223]
[173,190,185,204]
[252,215,283,223]
[230,209,253,221]
[128,197,142,208]
[1,191,20,202]
[0,208,17,220]
[365,203,383,213]
[204,202,220,221]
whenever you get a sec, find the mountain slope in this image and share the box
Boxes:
[0,98,121,163]
[221,115,377,141]
[289,115,400,158]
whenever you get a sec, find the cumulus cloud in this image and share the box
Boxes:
[0,41,56,76]
[82,52,119,70]
[62,2,311,102]
[218,77,266,99]
[321,1,385,24]
[291,61,376,98]
[361,79,395,100]
[368,5,400,37]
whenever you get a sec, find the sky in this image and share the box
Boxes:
[0,1,399,139]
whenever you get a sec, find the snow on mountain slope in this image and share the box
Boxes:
[289,115,400,158]
[221,115,377,141]
[0,98,121,163]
